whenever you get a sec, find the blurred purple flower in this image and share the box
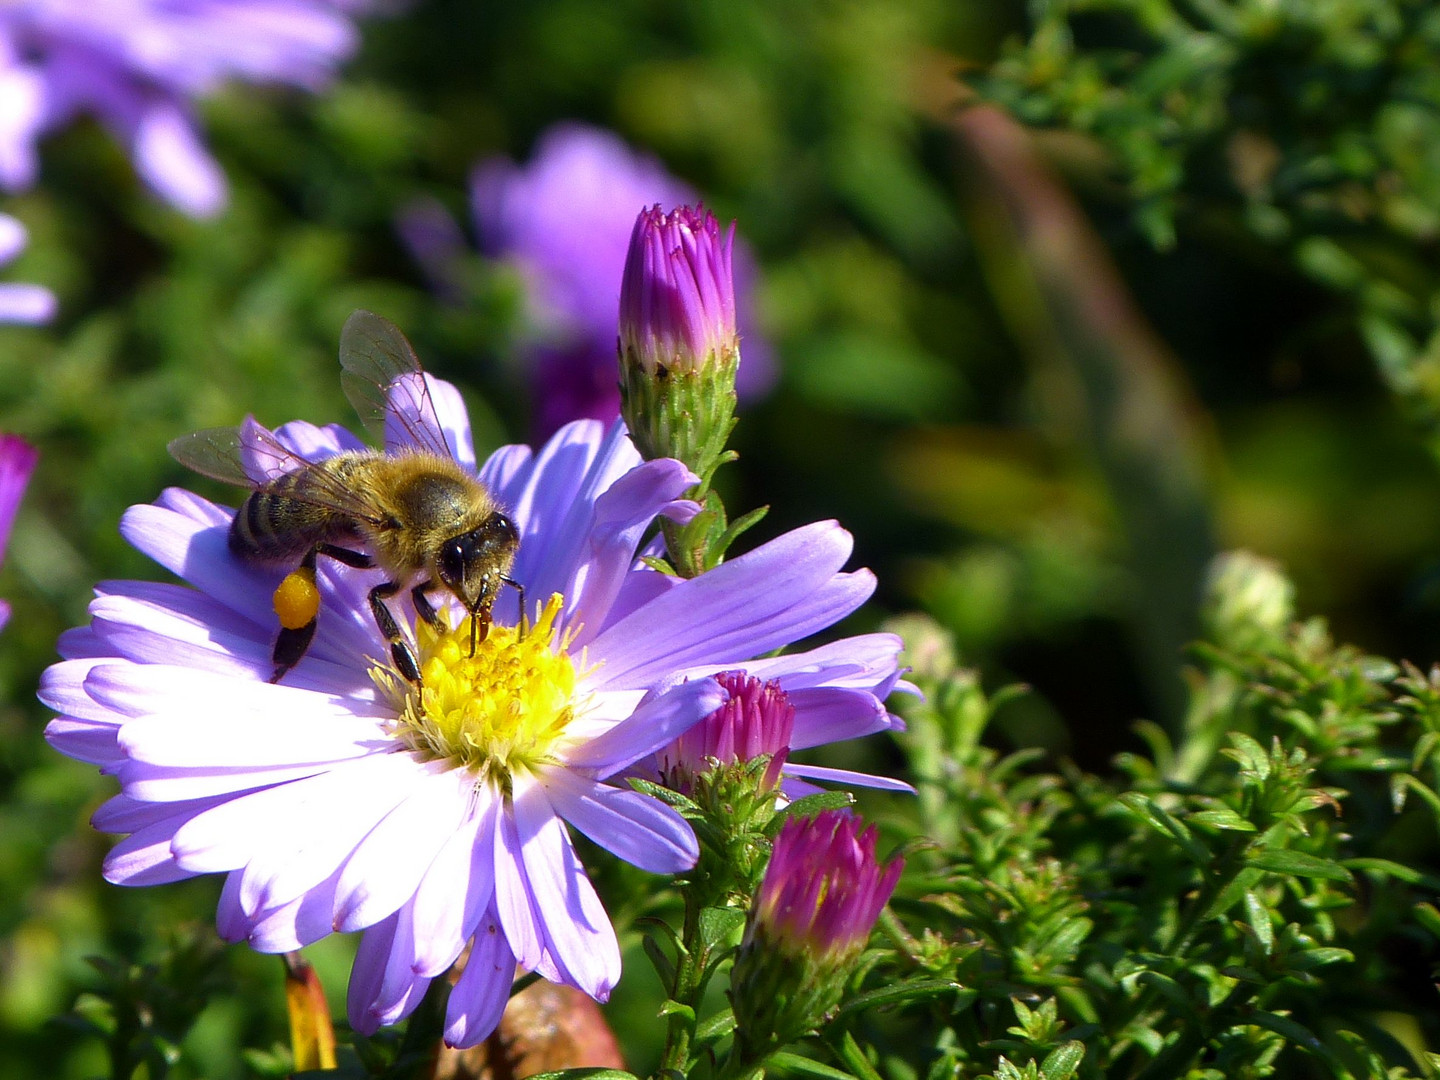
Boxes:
[0,213,55,323]
[41,376,892,1046]
[0,1,366,218]
[401,122,772,437]
[0,434,38,631]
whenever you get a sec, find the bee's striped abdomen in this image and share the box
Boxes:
[228,457,368,564]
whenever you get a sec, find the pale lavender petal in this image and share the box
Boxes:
[785,686,895,749]
[119,710,389,769]
[332,764,472,932]
[350,901,431,1028]
[0,212,25,263]
[0,282,55,323]
[741,633,906,690]
[411,791,498,978]
[563,678,725,776]
[0,65,44,190]
[347,912,401,1036]
[169,750,423,880]
[443,913,515,1049]
[39,657,115,723]
[272,419,365,460]
[491,804,546,976]
[781,762,915,792]
[563,457,698,647]
[511,778,620,999]
[44,716,123,766]
[598,564,682,630]
[223,867,340,952]
[587,522,874,689]
[476,442,534,504]
[104,825,202,886]
[539,765,697,873]
[130,100,227,218]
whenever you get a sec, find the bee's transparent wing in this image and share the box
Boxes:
[168,418,310,487]
[339,310,455,460]
[169,418,385,524]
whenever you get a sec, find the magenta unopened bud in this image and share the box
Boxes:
[660,671,795,792]
[752,810,901,965]
[619,204,738,378]
[0,434,37,633]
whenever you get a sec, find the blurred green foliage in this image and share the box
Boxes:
[2,0,1440,1075]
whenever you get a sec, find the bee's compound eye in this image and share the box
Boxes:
[440,538,468,586]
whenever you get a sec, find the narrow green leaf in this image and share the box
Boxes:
[1248,1012,1344,1070]
[642,934,676,986]
[1118,793,1207,863]
[1242,889,1274,954]
[836,1030,885,1080]
[1188,808,1257,833]
[1414,902,1440,940]
[774,791,855,827]
[1225,732,1271,780]
[695,1008,736,1048]
[524,1070,641,1080]
[834,979,970,1020]
[1040,1041,1086,1080]
[1244,848,1353,883]
[658,1000,696,1021]
[1344,858,1440,889]
[698,906,747,949]
[769,1051,861,1080]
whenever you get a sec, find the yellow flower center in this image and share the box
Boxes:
[382,594,582,786]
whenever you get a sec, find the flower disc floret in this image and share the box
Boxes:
[390,596,585,781]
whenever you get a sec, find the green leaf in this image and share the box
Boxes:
[1225,732,1271,780]
[658,1000,696,1022]
[523,1071,642,1080]
[1188,808,1257,833]
[836,1030,886,1080]
[774,791,856,826]
[1344,858,1440,889]
[1244,848,1353,883]
[1118,793,1208,863]
[1040,1042,1086,1080]
[1414,902,1440,941]
[698,906,747,950]
[695,1008,736,1048]
[769,1051,862,1080]
[834,979,970,1020]
[1242,889,1274,954]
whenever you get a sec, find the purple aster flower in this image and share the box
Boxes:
[41,372,897,1047]
[0,434,37,631]
[0,213,55,323]
[403,122,772,437]
[0,1,365,218]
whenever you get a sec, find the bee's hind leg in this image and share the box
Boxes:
[268,544,375,684]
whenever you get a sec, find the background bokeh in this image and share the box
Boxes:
[1,1,1438,1075]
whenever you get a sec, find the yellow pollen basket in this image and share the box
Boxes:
[388,594,580,780]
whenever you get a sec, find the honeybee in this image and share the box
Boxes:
[168,310,522,686]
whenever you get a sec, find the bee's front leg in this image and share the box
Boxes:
[370,581,423,686]
[411,582,445,630]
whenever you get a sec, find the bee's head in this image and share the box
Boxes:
[438,512,520,617]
